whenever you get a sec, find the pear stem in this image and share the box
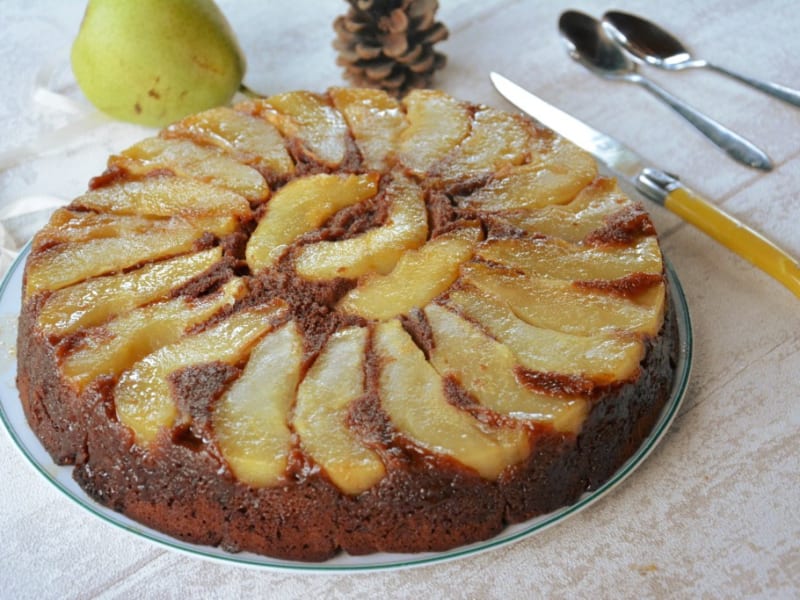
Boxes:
[238,83,264,99]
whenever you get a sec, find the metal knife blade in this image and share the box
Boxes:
[490,72,647,181]
[490,71,664,197]
[489,71,800,299]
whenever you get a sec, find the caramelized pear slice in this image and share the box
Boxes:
[31,209,158,251]
[62,278,246,391]
[446,287,644,384]
[213,320,303,487]
[165,106,294,180]
[464,138,597,211]
[494,177,629,242]
[25,214,237,297]
[294,326,386,494]
[74,176,251,220]
[329,87,404,171]
[258,91,349,167]
[396,89,471,175]
[110,137,269,202]
[434,107,532,182]
[295,176,427,280]
[476,235,664,281]
[424,304,588,433]
[115,301,287,445]
[462,262,665,337]
[246,172,380,271]
[338,224,482,319]
[374,319,529,479]
[38,247,222,337]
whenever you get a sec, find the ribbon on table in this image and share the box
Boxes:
[0,222,16,279]
[0,195,66,279]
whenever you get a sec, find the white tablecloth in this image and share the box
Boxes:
[2,1,798,597]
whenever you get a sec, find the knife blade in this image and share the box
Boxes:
[490,71,800,299]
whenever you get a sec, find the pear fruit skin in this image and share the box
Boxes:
[71,0,246,127]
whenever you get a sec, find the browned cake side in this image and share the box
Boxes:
[16,87,678,561]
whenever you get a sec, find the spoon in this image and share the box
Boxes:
[603,11,800,109]
[558,10,772,171]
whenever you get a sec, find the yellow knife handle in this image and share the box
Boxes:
[664,185,800,299]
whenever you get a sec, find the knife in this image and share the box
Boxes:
[490,71,800,299]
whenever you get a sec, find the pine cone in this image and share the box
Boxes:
[333,0,449,97]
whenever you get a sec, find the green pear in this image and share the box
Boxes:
[71,0,246,127]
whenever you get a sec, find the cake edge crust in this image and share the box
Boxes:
[16,282,678,561]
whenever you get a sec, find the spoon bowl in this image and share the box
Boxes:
[601,11,702,69]
[602,10,800,107]
[558,10,772,171]
[559,11,636,80]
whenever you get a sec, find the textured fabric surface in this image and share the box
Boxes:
[1,1,799,597]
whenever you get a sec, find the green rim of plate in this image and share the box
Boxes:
[0,243,692,573]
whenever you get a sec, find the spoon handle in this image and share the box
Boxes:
[634,77,773,170]
[705,62,800,108]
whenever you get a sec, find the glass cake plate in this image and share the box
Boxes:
[0,243,692,573]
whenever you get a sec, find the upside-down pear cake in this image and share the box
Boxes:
[17,87,678,561]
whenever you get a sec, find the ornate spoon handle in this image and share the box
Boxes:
[705,62,800,108]
[633,75,773,171]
